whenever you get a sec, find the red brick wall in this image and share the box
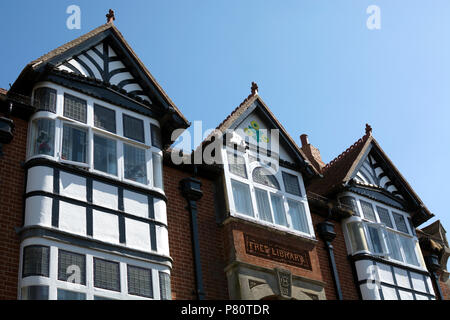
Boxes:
[164,166,229,300]
[312,214,359,300]
[222,220,323,283]
[439,278,450,300]
[0,116,27,300]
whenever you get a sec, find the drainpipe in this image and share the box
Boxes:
[425,254,444,300]
[180,177,205,300]
[317,209,343,300]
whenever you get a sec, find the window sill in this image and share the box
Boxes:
[224,212,318,250]
[350,252,428,273]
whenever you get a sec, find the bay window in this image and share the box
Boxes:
[342,194,424,269]
[61,124,88,163]
[31,118,55,157]
[225,147,314,237]
[93,134,117,176]
[28,86,163,190]
[123,144,147,184]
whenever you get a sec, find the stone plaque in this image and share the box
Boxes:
[244,234,312,270]
[275,268,292,298]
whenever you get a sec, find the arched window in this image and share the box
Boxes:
[252,167,280,190]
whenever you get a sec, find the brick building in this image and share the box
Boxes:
[0,13,448,300]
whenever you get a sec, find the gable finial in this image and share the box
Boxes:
[251,82,259,95]
[106,9,115,24]
[365,123,372,136]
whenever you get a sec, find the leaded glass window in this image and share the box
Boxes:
[393,212,409,234]
[34,87,56,113]
[93,258,120,292]
[282,172,301,196]
[23,246,49,278]
[94,104,116,133]
[127,265,153,298]
[159,272,171,300]
[58,250,86,285]
[64,94,87,123]
[123,114,145,143]
[253,167,280,190]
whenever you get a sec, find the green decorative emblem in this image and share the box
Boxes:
[244,121,269,143]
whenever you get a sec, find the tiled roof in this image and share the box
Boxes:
[200,84,319,176]
[307,128,372,195]
[24,23,188,125]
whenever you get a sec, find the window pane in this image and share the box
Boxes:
[58,250,86,285]
[367,225,384,255]
[151,124,162,149]
[360,200,377,222]
[31,119,55,157]
[23,246,49,278]
[128,265,153,298]
[159,272,171,300]
[287,200,309,233]
[153,153,163,189]
[231,179,254,217]
[255,188,273,223]
[22,286,49,300]
[253,167,280,190]
[34,87,56,113]
[282,172,301,196]
[271,194,288,227]
[123,114,145,143]
[387,231,403,262]
[123,144,147,184]
[57,289,86,300]
[94,258,120,292]
[64,94,87,123]
[94,104,116,133]
[408,218,416,236]
[376,206,393,228]
[227,151,247,179]
[61,124,87,163]
[393,212,409,234]
[347,222,367,253]
[340,196,359,216]
[94,135,117,176]
[399,236,420,266]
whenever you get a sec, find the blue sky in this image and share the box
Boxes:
[0,1,449,234]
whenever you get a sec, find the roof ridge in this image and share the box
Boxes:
[322,124,372,173]
[29,23,112,67]
[214,91,257,131]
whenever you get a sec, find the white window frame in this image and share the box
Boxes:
[27,82,163,192]
[223,146,315,239]
[18,237,168,300]
[340,192,426,271]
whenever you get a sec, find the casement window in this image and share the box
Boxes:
[64,94,87,123]
[94,134,118,176]
[159,272,171,300]
[22,246,50,278]
[58,250,86,285]
[34,87,57,113]
[61,124,88,163]
[93,258,121,292]
[231,179,254,217]
[94,104,116,133]
[20,243,170,300]
[29,87,163,190]
[30,118,55,157]
[341,195,424,269]
[224,148,313,237]
[123,114,145,143]
[127,265,153,298]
